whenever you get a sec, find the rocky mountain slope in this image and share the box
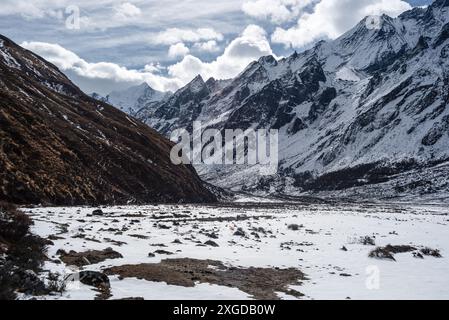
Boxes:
[134,0,449,200]
[0,35,215,205]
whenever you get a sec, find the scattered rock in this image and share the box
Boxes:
[76,271,110,289]
[413,252,424,259]
[129,234,149,240]
[204,240,219,247]
[359,236,376,246]
[233,228,246,237]
[92,209,104,216]
[154,250,174,255]
[48,235,65,241]
[288,224,302,231]
[420,247,442,258]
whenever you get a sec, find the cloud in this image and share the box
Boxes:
[271,0,412,48]
[242,0,316,24]
[193,40,220,52]
[21,41,182,94]
[143,62,165,73]
[168,25,275,83]
[114,2,142,19]
[153,28,224,45]
[19,24,275,94]
[168,43,190,58]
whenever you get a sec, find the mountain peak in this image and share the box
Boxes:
[191,74,205,83]
[137,82,152,90]
[258,55,278,67]
[185,75,206,93]
[105,82,165,115]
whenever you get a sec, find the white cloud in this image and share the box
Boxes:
[271,0,412,48]
[153,28,224,45]
[168,43,190,58]
[21,41,182,93]
[193,40,220,52]
[144,62,165,73]
[242,0,316,24]
[19,24,275,94]
[114,2,142,19]
[168,25,275,83]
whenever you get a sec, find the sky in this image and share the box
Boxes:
[0,0,433,95]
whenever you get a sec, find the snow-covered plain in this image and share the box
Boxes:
[24,202,449,300]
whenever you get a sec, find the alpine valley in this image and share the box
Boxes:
[2,0,449,302]
[100,0,449,203]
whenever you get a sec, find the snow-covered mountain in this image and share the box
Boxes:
[92,83,167,116]
[135,0,449,200]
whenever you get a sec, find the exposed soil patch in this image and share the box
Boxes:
[57,248,123,267]
[104,258,305,300]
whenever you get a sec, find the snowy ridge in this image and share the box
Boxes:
[103,82,167,116]
[134,1,449,200]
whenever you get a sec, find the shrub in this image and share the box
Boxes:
[0,202,48,300]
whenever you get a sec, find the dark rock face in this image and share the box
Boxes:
[0,35,215,205]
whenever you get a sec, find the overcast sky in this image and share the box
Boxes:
[0,0,432,95]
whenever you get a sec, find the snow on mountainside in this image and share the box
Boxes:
[91,83,167,116]
[134,0,449,201]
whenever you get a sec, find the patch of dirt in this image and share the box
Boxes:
[104,258,305,300]
[57,247,123,267]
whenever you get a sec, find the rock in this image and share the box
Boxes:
[413,252,424,259]
[233,228,246,237]
[288,224,302,231]
[420,248,442,258]
[204,240,219,247]
[341,246,348,252]
[76,271,110,288]
[92,209,104,216]
[148,253,156,258]
[359,236,376,246]
[154,250,174,255]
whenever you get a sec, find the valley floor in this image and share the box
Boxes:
[23,201,449,300]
